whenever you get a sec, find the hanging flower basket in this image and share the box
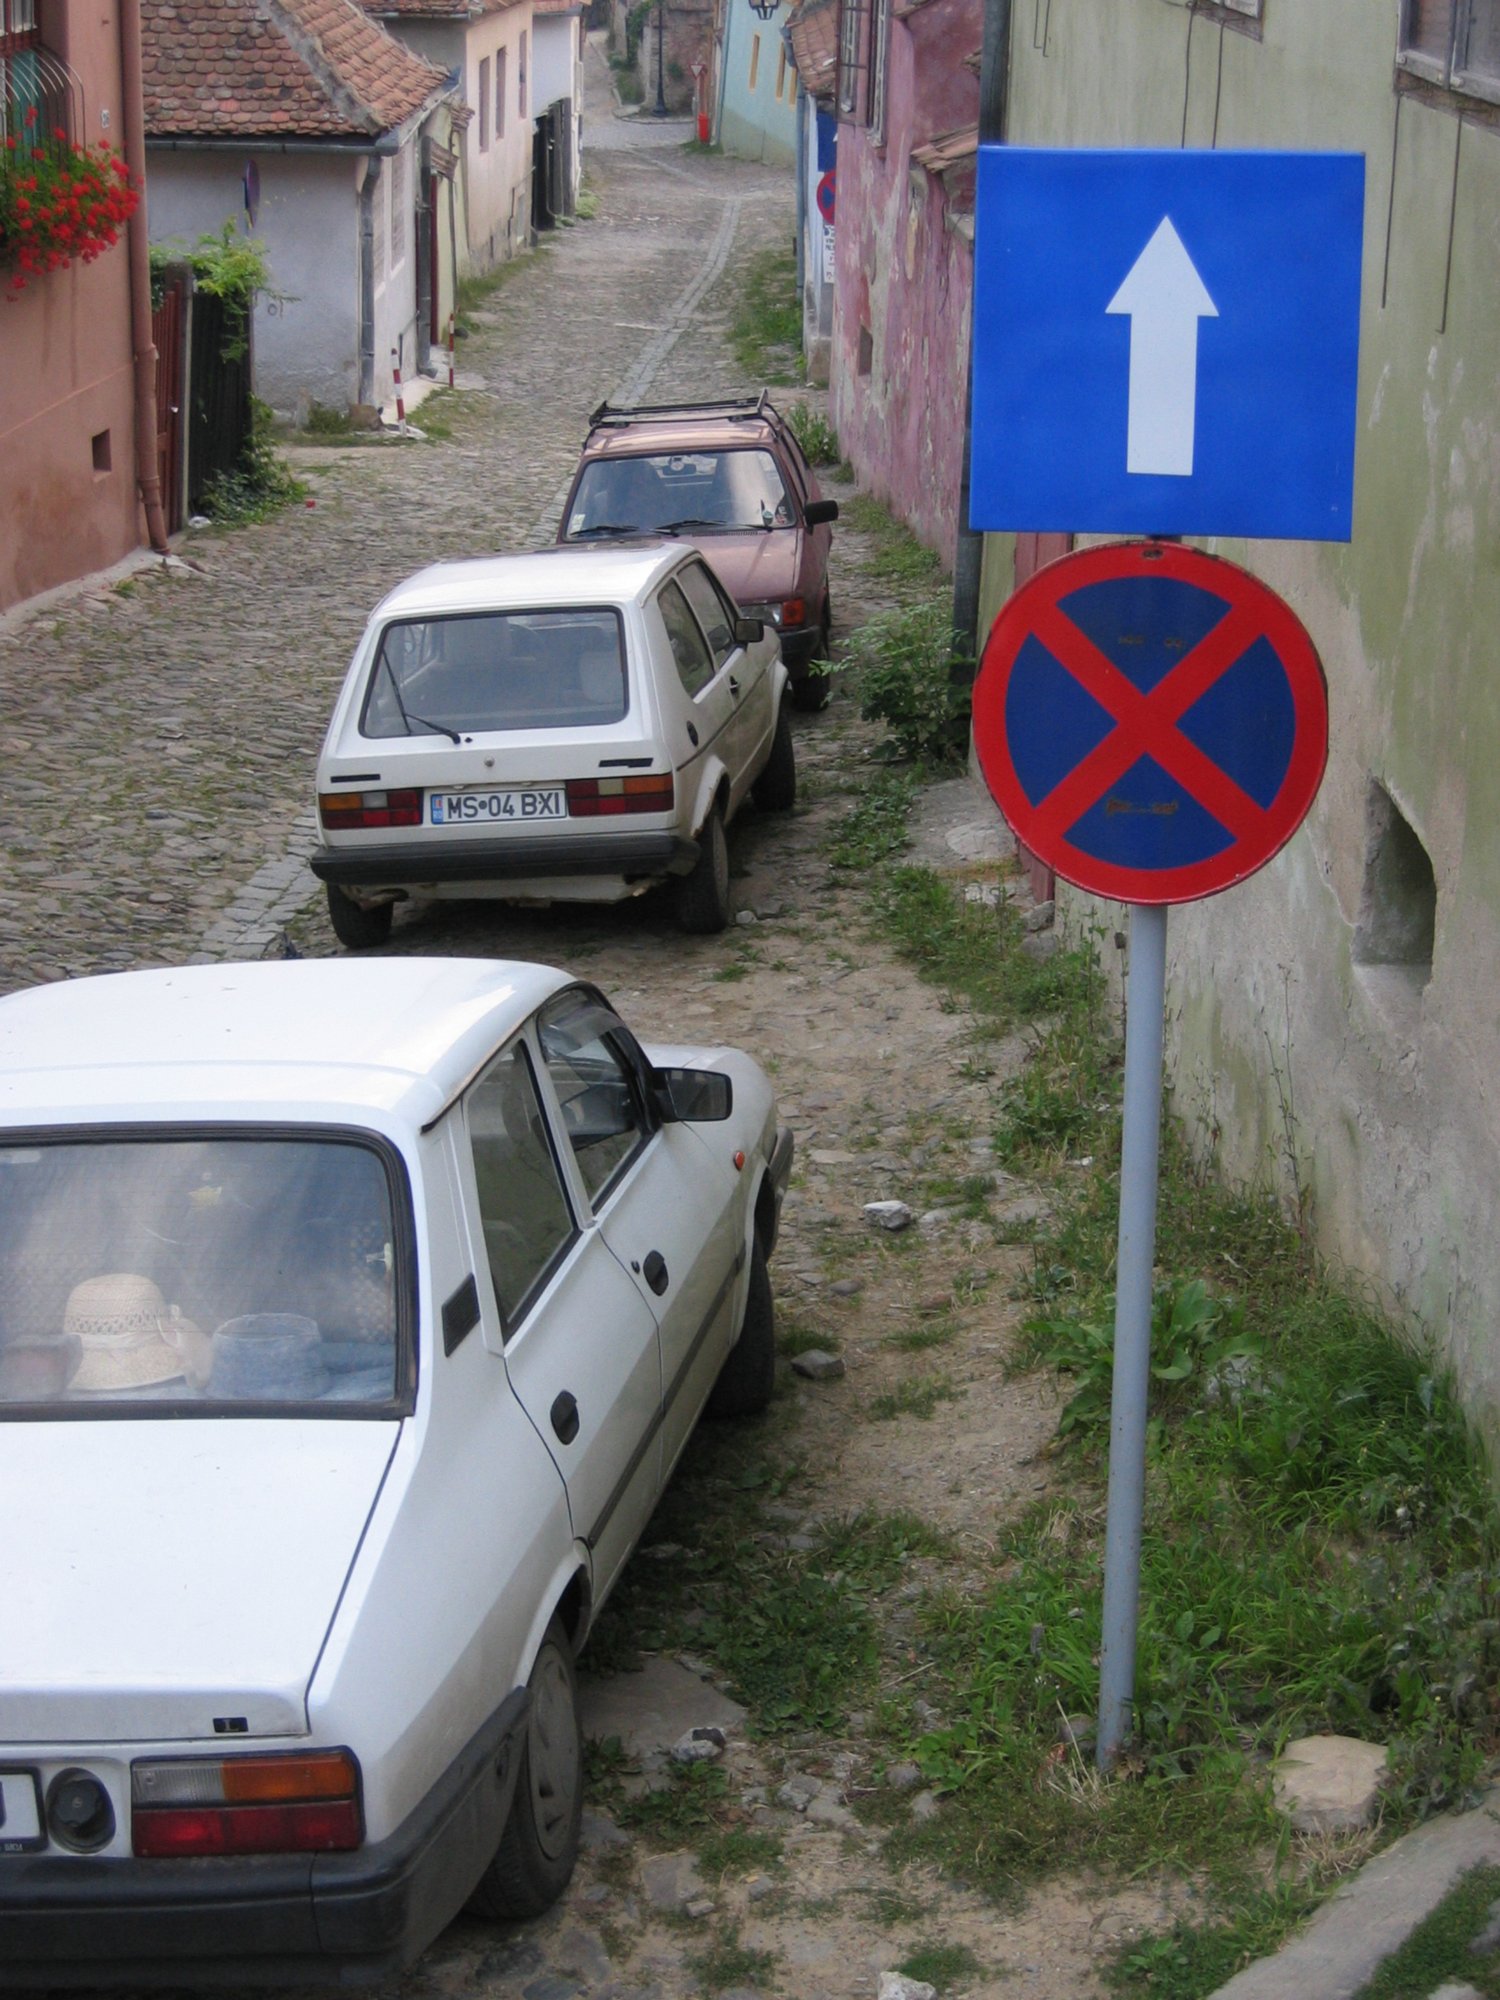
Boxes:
[0,107,141,296]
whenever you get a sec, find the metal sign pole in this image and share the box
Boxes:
[1097,900,1168,1772]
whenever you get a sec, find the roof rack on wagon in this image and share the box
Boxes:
[583,390,779,435]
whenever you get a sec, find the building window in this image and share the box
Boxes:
[390,145,406,267]
[519,31,527,117]
[775,42,787,98]
[1399,0,1500,103]
[1,0,42,146]
[749,32,761,89]
[836,0,886,130]
[497,46,506,138]
[90,429,111,474]
[478,54,490,149]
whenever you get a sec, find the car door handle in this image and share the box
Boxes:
[728,676,741,698]
[550,1391,580,1445]
[642,1250,669,1295]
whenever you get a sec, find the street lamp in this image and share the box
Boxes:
[653,0,668,114]
[748,0,778,17]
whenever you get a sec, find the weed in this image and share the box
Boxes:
[776,1313,833,1360]
[841,494,945,586]
[731,243,802,381]
[200,399,304,524]
[869,1376,958,1421]
[786,401,841,464]
[827,768,918,869]
[695,1825,783,1877]
[1102,1882,1324,1999]
[684,1927,778,1994]
[841,599,971,763]
[616,1761,729,1840]
[304,402,354,435]
[900,1940,984,1989]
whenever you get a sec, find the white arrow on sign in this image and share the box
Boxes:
[1106,216,1218,478]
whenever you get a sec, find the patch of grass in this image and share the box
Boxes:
[889,1315,959,1353]
[1352,1862,1500,1999]
[304,401,354,435]
[1101,1882,1324,1999]
[899,1940,984,1990]
[731,242,802,381]
[201,398,305,524]
[869,1376,958,1422]
[684,1927,778,1994]
[827,768,918,869]
[776,1313,833,1360]
[616,1761,730,1840]
[842,493,946,586]
[695,1825,784,1877]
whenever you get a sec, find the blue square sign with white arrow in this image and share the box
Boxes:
[969,149,1365,542]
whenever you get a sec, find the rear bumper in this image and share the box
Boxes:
[310,830,697,890]
[779,624,824,669]
[0,1690,527,1989]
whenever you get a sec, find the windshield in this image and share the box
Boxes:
[361,608,627,739]
[567,449,792,536]
[0,1135,406,1416]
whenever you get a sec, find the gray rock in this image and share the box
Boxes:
[776,1775,821,1813]
[580,1809,630,1850]
[884,1761,924,1790]
[671,1725,727,1763]
[879,1975,937,2000]
[1022,900,1055,931]
[908,1789,940,1822]
[640,1850,706,1913]
[830,1278,864,1297]
[863,1199,914,1231]
[1273,1733,1388,1834]
[791,1348,846,1381]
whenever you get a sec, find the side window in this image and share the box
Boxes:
[467,1041,576,1333]
[676,561,738,671]
[538,995,649,1204]
[657,579,716,698]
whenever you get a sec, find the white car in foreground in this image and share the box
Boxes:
[309,542,795,948]
[0,958,790,1987]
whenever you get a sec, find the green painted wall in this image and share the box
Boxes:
[990,0,1500,1441]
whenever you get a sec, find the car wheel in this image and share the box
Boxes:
[707,1238,776,1418]
[752,703,796,813]
[790,601,833,712]
[676,805,731,934]
[324,884,393,950]
[467,1617,583,1922]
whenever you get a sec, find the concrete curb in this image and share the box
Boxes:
[1209,1790,1500,1998]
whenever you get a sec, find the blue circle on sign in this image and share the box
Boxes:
[815,171,836,225]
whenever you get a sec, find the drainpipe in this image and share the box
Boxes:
[949,0,1011,671]
[359,156,380,407]
[118,0,169,551]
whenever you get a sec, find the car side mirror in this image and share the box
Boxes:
[804,499,839,527]
[653,1067,734,1123]
[734,616,765,646]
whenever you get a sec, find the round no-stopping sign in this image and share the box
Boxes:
[815,170,836,225]
[974,540,1328,904]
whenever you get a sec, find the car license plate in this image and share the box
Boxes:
[0,1770,44,1852]
[429,789,566,826]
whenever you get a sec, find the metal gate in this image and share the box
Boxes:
[187,292,252,513]
[150,277,187,534]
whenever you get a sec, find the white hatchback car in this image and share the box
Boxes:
[309,542,794,949]
[0,958,790,1988]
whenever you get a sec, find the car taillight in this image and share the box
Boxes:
[131,1749,362,1857]
[780,598,807,628]
[566,774,675,817]
[318,789,422,831]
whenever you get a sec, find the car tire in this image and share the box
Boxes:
[467,1617,583,1922]
[324,884,393,950]
[790,602,833,712]
[707,1238,776,1418]
[676,804,731,934]
[752,703,796,813]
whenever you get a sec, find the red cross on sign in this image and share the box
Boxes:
[973,540,1329,904]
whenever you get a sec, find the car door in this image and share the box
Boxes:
[676,557,773,789]
[534,987,743,1480]
[456,1030,664,1607]
[654,574,757,818]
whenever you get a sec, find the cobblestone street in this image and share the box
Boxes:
[0,49,793,993]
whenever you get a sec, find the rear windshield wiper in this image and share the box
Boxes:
[378,656,461,742]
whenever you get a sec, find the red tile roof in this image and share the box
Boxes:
[785,0,837,104]
[143,0,450,139]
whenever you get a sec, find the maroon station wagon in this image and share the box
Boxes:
[557,394,839,711]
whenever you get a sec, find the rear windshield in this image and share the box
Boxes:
[362,608,627,738]
[567,449,791,537]
[0,1136,408,1416]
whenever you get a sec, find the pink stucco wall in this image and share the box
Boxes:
[829,0,977,565]
[1,0,141,611]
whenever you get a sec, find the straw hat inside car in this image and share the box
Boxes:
[64,1274,207,1393]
